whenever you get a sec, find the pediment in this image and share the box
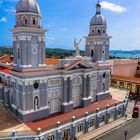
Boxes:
[65,59,93,71]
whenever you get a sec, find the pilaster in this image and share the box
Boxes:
[61,77,73,113]
[81,75,92,107]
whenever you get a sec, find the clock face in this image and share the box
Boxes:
[32,47,38,54]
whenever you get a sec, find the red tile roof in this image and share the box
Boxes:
[26,99,118,132]
[0,66,11,75]
[112,75,140,85]
[0,55,13,64]
[46,58,60,65]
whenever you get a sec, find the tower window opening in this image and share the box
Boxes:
[17,48,20,59]
[91,50,94,57]
[98,30,100,34]
[103,30,105,34]
[23,17,27,25]
[32,17,36,25]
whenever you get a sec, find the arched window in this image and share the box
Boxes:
[23,17,27,25]
[34,96,39,110]
[103,30,105,34]
[32,17,36,25]
[98,30,100,34]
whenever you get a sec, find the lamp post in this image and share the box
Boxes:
[124,130,128,140]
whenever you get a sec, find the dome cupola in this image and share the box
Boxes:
[16,0,40,13]
[90,2,106,26]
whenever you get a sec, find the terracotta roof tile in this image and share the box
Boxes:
[0,55,13,64]
[26,99,118,132]
[46,58,60,65]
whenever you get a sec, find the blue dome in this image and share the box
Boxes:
[16,0,40,13]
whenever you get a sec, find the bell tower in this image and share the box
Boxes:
[85,1,111,63]
[11,0,47,71]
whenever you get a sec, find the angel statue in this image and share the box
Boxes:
[74,38,82,56]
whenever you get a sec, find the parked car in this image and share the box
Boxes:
[132,105,139,118]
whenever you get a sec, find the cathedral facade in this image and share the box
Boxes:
[0,0,127,139]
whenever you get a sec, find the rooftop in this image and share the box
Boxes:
[112,75,140,85]
[0,88,126,137]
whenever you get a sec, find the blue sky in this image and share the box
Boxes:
[0,0,140,50]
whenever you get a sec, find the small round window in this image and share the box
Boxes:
[34,82,39,89]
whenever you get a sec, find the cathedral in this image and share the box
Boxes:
[0,0,127,139]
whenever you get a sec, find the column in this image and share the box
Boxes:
[116,81,120,88]
[71,116,76,139]
[68,77,72,102]
[62,77,73,113]
[86,75,91,98]
[96,108,99,128]
[4,86,9,107]
[132,84,136,93]
[124,82,127,90]
[84,112,89,133]
[63,77,68,103]
[82,75,87,98]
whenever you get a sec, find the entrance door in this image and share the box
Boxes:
[90,81,96,102]
[50,98,61,114]
[48,89,62,114]
[72,85,81,107]
[72,77,82,108]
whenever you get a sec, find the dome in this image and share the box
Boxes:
[16,0,40,13]
[90,14,106,26]
[90,3,106,26]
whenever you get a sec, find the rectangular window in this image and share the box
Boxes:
[88,119,95,128]
[77,124,84,133]
[17,48,20,59]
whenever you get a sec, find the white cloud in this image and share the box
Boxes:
[48,37,56,41]
[59,27,68,31]
[0,17,7,22]
[4,8,16,13]
[100,1,127,13]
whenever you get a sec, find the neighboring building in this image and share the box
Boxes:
[110,59,140,94]
[0,0,127,139]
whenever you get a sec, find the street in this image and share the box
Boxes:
[95,101,140,140]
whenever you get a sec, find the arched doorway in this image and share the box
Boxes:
[72,76,82,108]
